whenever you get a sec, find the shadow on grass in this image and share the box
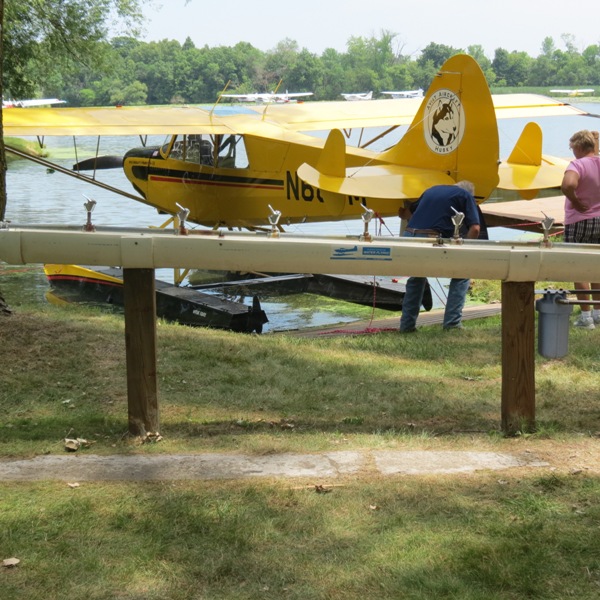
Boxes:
[2,473,600,599]
[2,308,600,453]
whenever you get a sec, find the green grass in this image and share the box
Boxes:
[2,273,600,598]
[1,277,599,455]
[2,475,600,599]
[4,137,48,162]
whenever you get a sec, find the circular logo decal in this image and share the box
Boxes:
[424,90,465,154]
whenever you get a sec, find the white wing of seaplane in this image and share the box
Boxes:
[381,89,424,99]
[340,91,373,101]
[3,54,596,230]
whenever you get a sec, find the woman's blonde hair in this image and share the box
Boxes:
[569,130,596,153]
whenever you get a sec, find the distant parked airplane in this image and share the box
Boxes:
[220,91,313,103]
[340,91,373,101]
[549,88,594,97]
[2,98,65,108]
[381,89,424,99]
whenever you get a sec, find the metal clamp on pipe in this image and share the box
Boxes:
[175,203,190,236]
[540,212,555,248]
[82,196,96,232]
[360,204,374,241]
[267,205,281,238]
[450,208,465,244]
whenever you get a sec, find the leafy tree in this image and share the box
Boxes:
[408,59,438,91]
[263,38,305,91]
[343,32,403,94]
[2,0,149,99]
[285,49,323,97]
[541,36,556,56]
[0,0,157,224]
[417,43,462,70]
[343,35,377,92]
[528,54,558,86]
[582,45,600,84]
[320,47,346,99]
[412,42,463,89]
[492,49,532,87]
[554,52,589,86]
[384,60,416,94]
[467,45,495,86]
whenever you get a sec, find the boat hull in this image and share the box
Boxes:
[44,264,268,333]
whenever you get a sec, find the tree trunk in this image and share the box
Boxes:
[1,0,6,222]
[0,1,13,317]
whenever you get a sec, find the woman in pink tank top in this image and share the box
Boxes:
[561,129,600,329]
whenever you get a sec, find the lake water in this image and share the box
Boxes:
[3,102,599,331]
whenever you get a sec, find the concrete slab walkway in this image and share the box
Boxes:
[0,449,547,482]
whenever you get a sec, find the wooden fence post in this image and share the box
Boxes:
[123,268,159,437]
[501,281,536,434]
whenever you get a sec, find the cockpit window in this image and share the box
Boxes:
[169,134,214,165]
[165,134,248,169]
[215,134,247,169]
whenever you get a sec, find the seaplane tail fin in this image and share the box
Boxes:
[380,54,500,201]
[316,129,346,177]
[498,122,567,200]
[296,129,356,201]
[507,122,542,166]
[298,55,499,204]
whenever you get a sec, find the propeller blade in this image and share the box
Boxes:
[73,156,123,171]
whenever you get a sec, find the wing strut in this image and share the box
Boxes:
[5,144,146,203]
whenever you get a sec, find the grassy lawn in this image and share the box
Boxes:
[3,475,600,600]
[2,281,600,598]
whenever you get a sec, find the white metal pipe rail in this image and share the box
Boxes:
[1,224,600,284]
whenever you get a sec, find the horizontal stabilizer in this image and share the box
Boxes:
[498,160,569,199]
[499,123,569,199]
[298,162,454,200]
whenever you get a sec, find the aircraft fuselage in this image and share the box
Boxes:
[122,133,394,229]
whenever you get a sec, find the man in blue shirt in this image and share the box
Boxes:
[399,181,480,332]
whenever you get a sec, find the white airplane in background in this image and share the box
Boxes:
[549,89,595,97]
[2,98,65,108]
[340,91,373,101]
[220,91,313,103]
[381,89,424,99]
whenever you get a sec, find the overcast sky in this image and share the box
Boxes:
[141,0,599,58]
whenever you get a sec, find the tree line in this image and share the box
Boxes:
[6,31,600,107]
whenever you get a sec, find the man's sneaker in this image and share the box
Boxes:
[593,310,600,325]
[573,314,595,330]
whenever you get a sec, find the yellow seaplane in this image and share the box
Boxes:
[2,54,591,233]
